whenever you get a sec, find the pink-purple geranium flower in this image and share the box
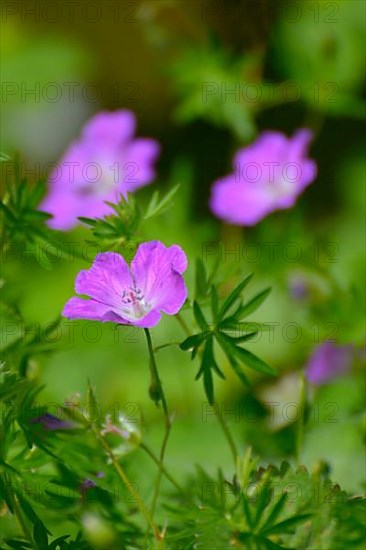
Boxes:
[40,110,160,230]
[305,342,353,385]
[209,129,317,225]
[63,241,188,328]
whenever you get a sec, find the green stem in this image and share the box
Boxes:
[144,328,172,519]
[175,315,240,467]
[145,328,168,416]
[213,402,239,466]
[296,373,308,465]
[154,341,181,353]
[175,312,191,337]
[93,427,161,544]
[150,419,172,517]
[140,443,187,498]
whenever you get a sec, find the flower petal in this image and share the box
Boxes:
[289,129,314,160]
[40,191,83,230]
[75,252,133,308]
[123,138,161,191]
[305,342,353,385]
[82,110,136,147]
[130,309,162,328]
[210,176,275,225]
[233,131,289,180]
[131,241,188,314]
[63,297,114,321]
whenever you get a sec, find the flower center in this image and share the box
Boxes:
[77,162,124,197]
[120,286,150,320]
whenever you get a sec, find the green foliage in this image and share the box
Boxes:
[1,4,365,547]
[166,458,365,549]
[181,262,275,403]
[0,157,83,269]
[0,361,146,549]
[271,0,366,118]
[169,40,260,140]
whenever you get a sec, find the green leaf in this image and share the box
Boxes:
[193,301,208,331]
[218,273,253,321]
[254,482,272,526]
[219,321,271,333]
[242,496,254,528]
[33,520,49,549]
[260,493,288,532]
[230,345,276,376]
[77,216,97,226]
[218,338,250,388]
[86,381,100,426]
[220,333,275,375]
[203,366,214,406]
[3,539,33,549]
[179,333,206,351]
[0,201,18,224]
[236,288,271,320]
[197,337,218,404]
[261,514,312,536]
[210,285,219,322]
[260,538,289,550]
[144,184,180,220]
[225,332,258,344]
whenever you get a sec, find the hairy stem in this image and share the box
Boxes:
[144,328,172,523]
[93,427,162,544]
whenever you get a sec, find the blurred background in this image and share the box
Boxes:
[1,0,365,537]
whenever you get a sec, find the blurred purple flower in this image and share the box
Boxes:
[305,342,353,385]
[40,110,160,230]
[288,274,309,301]
[31,413,74,431]
[79,472,104,497]
[209,129,317,225]
[63,241,188,328]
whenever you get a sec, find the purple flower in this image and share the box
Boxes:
[209,129,317,225]
[63,241,188,328]
[40,110,160,230]
[305,342,353,385]
[31,413,74,431]
[288,273,309,301]
[79,472,104,497]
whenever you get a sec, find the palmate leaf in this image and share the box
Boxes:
[181,270,274,400]
[166,462,328,549]
[77,194,140,242]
